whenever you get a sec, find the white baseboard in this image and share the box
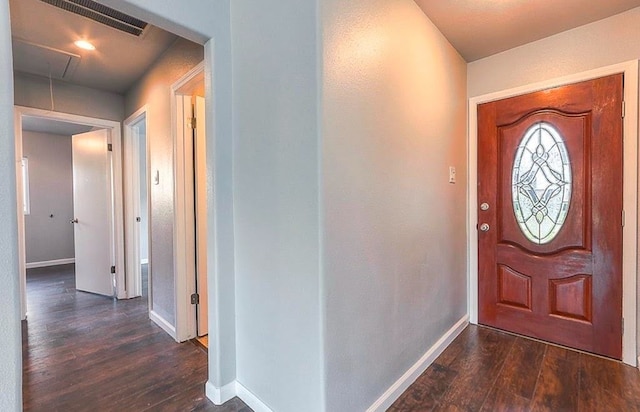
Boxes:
[206,380,236,405]
[149,310,177,341]
[366,315,469,412]
[206,380,273,412]
[637,356,640,370]
[236,381,273,412]
[26,258,75,269]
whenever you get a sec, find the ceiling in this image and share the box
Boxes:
[10,0,640,93]
[10,0,178,94]
[415,0,640,62]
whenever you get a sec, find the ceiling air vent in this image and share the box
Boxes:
[39,0,148,37]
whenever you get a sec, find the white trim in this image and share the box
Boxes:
[15,106,126,311]
[149,309,177,340]
[123,106,149,300]
[14,112,27,320]
[205,380,236,405]
[141,259,149,265]
[21,157,30,215]
[236,381,274,412]
[467,60,638,366]
[171,61,205,343]
[26,258,75,269]
[205,380,273,412]
[366,316,469,412]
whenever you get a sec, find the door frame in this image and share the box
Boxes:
[14,105,126,318]
[123,106,150,300]
[172,61,205,342]
[467,60,639,366]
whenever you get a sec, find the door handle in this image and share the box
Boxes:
[479,223,490,232]
[70,218,78,224]
[480,202,490,211]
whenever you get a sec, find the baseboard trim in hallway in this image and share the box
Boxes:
[149,310,177,340]
[367,315,469,412]
[25,258,75,269]
[207,380,273,412]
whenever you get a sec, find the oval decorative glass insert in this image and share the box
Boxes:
[512,122,572,244]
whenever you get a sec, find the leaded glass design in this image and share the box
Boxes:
[512,122,571,244]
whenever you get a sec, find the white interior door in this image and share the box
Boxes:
[194,95,208,336]
[72,129,114,296]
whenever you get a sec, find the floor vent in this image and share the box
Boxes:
[39,0,148,37]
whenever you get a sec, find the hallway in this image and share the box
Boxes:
[22,264,249,411]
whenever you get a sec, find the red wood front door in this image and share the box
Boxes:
[477,74,624,359]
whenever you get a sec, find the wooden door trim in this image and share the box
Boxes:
[467,60,639,367]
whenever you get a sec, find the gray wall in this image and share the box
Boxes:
[468,5,640,367]
[231,0,323,410]
[22,131,74,264]
[0,0,21,408]
[125,37,204,327]
[14,72,124,122]
[322,0,468,410]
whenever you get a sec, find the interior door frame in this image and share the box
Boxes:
[123,106,150,301]
[172,61,205,342]
[14,105,126,318]
[467,60,639,367]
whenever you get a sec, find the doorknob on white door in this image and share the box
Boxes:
[70,218,78,224]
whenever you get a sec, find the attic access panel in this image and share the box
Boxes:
[12,38,80,80]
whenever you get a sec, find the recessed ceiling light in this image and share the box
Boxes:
[74,40,96,51]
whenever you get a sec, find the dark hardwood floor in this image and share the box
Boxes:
[23,265,640,411]
[390,325,640,411]
[22,264,250,412]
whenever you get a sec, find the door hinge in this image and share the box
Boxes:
[622,210,626,227]
[622,317,625,335]
[110,265,116,274]
[107,143,113,152]
[190,293,199,305]
[622,101,626,118]
[188,117,197,129]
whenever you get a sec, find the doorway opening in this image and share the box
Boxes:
[14,106,126,318]
[172,62,209,344]
[123,108,151,307]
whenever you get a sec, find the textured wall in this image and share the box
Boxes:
[14,72,124,122]
[468,8,640,97]
[22,131,74,264]
[230,0,323,410]
[125,37,204,327]
[0,0,22,409]
[322,0,468,410]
